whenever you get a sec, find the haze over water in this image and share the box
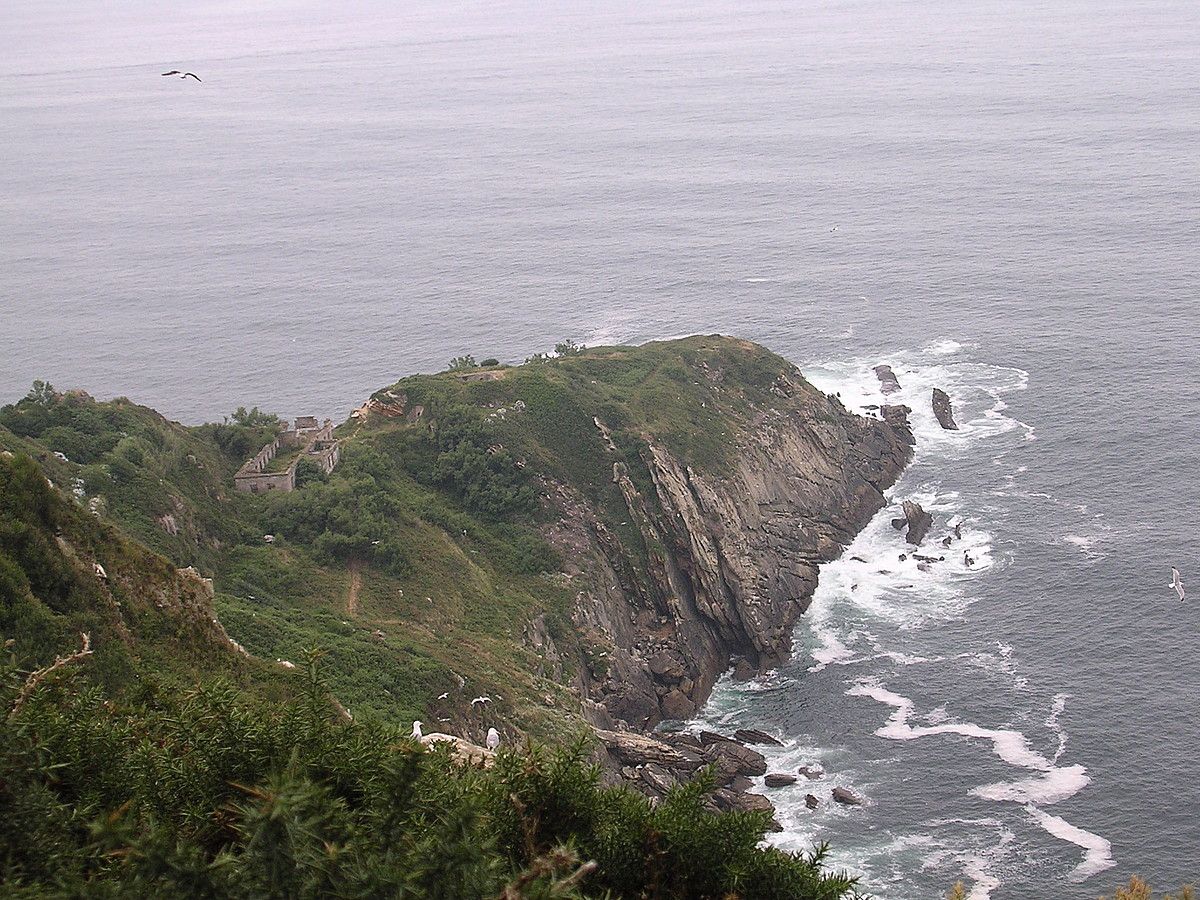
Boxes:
[2,1,1198,895]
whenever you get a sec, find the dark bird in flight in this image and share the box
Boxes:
[162,70,202,81]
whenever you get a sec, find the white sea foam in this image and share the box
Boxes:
[926,339,965,356]
[961,855,1002,900]
[701,344,1110,892]
[1026,805,1116,882]
[807,344,1035,457]
[972,765,1089,805]
[1046,693,1070,762]
[846,680,1058,772]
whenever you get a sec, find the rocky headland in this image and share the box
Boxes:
[1,335,917,823]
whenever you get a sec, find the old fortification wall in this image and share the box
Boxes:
[234,419,339,493]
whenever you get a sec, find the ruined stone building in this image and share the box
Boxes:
[234,418,340,494]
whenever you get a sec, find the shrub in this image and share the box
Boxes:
[0,647,859,899]
[554,340,585,357]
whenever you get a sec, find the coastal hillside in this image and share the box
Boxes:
[0,335,918,897]
[1,337,912,746]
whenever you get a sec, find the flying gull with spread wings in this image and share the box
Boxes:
[1169,567,1185,602]
[162,70,202,81]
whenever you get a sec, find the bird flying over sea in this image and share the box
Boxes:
[161,70,201,81]
[1169,567,1185,602]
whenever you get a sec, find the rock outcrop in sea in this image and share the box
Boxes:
[932,387,959,430]
[873,364,902,394]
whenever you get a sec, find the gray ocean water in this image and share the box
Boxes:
[2,1,1198,895]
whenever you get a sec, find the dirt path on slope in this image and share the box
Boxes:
[346,559,361,617]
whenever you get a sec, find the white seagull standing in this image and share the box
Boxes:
[1169,567,1185,602]
[410,720,423,740]
[486,727,500,751]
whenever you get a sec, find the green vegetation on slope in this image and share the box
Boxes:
[0,338,813,735]
[0,647,858,899]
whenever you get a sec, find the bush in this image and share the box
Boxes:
[264,473,413,575]
[0,648,859,899]
[428,405,536,519]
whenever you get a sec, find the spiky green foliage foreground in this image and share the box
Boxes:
[0,649,857,900]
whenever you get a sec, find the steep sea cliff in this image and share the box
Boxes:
[0,336,915,822]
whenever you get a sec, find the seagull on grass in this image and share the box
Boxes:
[486,727,500,751]
[162,70,202,81]
[1169,567,1185,602]
[410,720,423,740]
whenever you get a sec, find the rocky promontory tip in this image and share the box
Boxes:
[932,388,959,430]
[547,338,915,737]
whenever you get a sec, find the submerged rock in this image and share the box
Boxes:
[932,388,959,430]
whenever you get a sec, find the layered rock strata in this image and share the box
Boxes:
[540,362,914,813]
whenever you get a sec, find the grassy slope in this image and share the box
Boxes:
[0,451,288,704]
[0,337,811,738]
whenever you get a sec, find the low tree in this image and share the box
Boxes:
[229,406,280,428]
[24,380,58,406]
[554,340,585,357]
[448,355,478,371]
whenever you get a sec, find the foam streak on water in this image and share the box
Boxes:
[694,342,1114,896]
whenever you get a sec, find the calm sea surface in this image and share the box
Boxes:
[2,1,1198,895]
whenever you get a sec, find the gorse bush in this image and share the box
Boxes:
[0,646,858,899]
[1099,877,1196,900]
[264,470,413,575]
[429,404,536,519]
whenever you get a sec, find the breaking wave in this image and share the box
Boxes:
[694,341,1111,896]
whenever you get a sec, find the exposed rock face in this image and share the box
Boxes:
[707,740,768,779]
[932,388,959,430]
[419,733,496,768]
[550,370,913,733]
[595,729,778,827]
[832,786,864,806]
[805,793,819,809]
[873,364,902,394]
[734,728,783,747]
[537,351,914,820]
[900,500,933,546]
[764,773,797,787]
